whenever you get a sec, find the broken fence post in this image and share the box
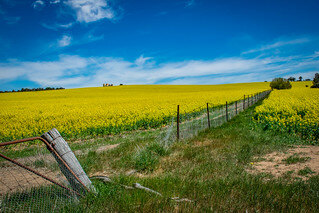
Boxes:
[42,128,95,194]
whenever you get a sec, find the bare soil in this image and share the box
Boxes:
[0,143,120,195]
[248,145,319,180]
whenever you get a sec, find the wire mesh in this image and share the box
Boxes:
[0,140,83,212]
[156,90,271,147]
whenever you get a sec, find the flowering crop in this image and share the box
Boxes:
[254,82,319,141]
[0,83,269,141]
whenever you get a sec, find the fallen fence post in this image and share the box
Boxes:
[207,103,210,128]
[226,101,228,121]
[177,105,180,140]
[42,128,94,193]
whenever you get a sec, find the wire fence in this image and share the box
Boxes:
[157,90,271,146]
[0,137,89,212]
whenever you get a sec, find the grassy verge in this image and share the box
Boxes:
[72,102,319,212]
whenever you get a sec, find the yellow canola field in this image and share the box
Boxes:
[255,82,319,141]
[0,83,269,141]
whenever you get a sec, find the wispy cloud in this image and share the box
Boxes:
[58,35,72,47]
[135,55,153,66]
[65,0,117,23]
[50,0,60,4]
[1,52,319,89]
[0,55,88,87]
[243,38,311,54]
[42,22,74,31]
[32,0,45,10]
[0,7,20,24]
[185,0,196,8]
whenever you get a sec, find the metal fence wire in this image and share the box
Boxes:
[157,90,271,146]
[0,137,89,212]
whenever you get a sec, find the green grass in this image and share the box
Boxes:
[69,101,319,212]
[283,154,310,164]
[298,167,315,176]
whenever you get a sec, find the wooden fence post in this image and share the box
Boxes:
[226,101,228,121]
[243,95,245,110]
[42,128,94,193]
[235,101,237,115]
[177,105,180,140]
[207,103,210,128]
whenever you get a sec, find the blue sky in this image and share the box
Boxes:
[0,0,319,90]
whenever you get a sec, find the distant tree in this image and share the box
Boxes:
[288,77,296,82]
[311,73,319,88]
[270,78,292,90]
[304,79,311,81]
[0,87,65,93]
[298,76,303,81]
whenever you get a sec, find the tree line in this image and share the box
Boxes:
[0,87,65,93]
[287,76,312,82]
[270,73,319,90]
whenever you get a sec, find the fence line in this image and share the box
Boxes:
[157,90,271,144]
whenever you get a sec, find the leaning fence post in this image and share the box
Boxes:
[42,128,94,194]
[243,95,245,110]
[235,101,238,115]
[177,105,180,140]
[206,103,210,128]
[226,101,228,121]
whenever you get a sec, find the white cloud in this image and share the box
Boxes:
[1,53,319,89]
[42,22,74,31]
[135,55,153,66]
[50,0,60,4]
[32,0,45,9]
[58,35,72,47]
[243,38,311,54]
[0,55,88,87]
[66,0,116,23]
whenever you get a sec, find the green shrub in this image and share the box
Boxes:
[270,78,292,90]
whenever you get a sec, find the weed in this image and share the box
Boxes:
[283,154,310,164]
[133,148,159,171]
[298,167,315,176]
